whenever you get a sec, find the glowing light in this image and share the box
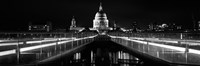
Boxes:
[110,36,200,46]
[0,50,16,56]
[0,35,97,57]
[0,38,71,46]
[189,49,200,54]
[129,37,178,44]
[148,42,185,51]
[91,51,93,63]
[109,35,200,55]
[0,42,23,46]
[26,39,58,44]
[20,42,56,52]
[0,40,13,42]
[128,39,148,44]
[26,41,42,44]
[115,36,185,51]
[75,53,80,59]
[21,36,92,52]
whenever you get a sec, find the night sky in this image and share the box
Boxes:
[0,0,200,31]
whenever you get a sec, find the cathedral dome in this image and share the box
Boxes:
[93,2,109,29]
[94,2,107,19]
[95,11,107,18]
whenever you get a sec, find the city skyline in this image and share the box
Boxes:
[1,1,200,66]
[0,0,200,31]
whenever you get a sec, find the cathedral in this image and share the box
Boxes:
[90,3,112,31]
[70,2,112,32]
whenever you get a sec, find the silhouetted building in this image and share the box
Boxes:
[131,22,137,31]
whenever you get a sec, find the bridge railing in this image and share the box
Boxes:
[108,32,200,40]
[109,32,200,65]
[0,32,97,65]
[0,32,97,40]
[108,32,200,50]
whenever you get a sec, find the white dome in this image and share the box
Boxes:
[95,12,107,18]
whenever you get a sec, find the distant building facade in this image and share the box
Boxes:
[69,16,85,32]
[28,22,52,32]
[148,23,182,32]
[198,21,200,30]
[131,22,137,31]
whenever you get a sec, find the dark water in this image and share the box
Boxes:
[67,41,142,66]
[36,41,144,66]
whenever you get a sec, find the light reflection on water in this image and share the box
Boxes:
[69,49,141,66]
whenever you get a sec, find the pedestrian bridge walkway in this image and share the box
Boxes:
[0,32,200,66]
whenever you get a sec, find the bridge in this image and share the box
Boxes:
[0,32,200,66]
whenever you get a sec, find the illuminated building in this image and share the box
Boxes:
[198,21,200,30]
[28,22,52,32]
[70,16,76,28]
[69,16,85,32]
[148,23,157,31]
[113,21,117,30]
[90,2,112,31]
[148,23,182,32]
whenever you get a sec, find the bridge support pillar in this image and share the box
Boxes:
[185,44,189,53]
[16,41,21,64]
